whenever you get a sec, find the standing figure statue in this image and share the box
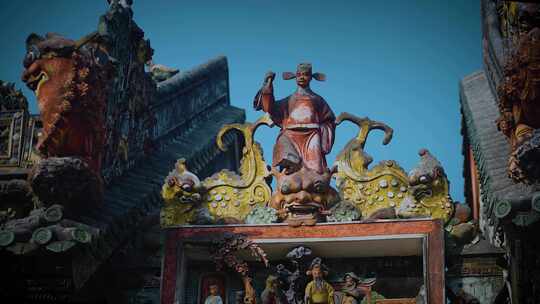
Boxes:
[254,63,338,225]
[304,258,334,304]
[253,63,335,174]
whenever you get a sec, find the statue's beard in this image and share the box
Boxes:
[314,277,324,291]
[345,282,356,288]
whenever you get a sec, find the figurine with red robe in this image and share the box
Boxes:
[253,63,335,175]
[253,63,338,225]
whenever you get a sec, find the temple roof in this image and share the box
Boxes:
[0,54,246,292]
[71,104,244,288]
[460,71,539,232]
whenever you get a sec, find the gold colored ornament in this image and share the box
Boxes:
[161,115,274,226]
[333,112,454,223]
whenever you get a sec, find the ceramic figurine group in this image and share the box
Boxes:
[205,254,371,304]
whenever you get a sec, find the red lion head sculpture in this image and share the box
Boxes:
[22,32,113,175]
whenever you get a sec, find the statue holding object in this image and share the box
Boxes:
[253,63,339,226]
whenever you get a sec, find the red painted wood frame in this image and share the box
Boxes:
[468,147,481,222]
[160,219,445,304]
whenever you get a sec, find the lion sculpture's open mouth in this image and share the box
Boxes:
[283,201,326,225]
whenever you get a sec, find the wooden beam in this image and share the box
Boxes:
[469,147,481,222]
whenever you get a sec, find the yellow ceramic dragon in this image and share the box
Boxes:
[333,113,454,223]
[161,115,273,226]
[162,112,454,226]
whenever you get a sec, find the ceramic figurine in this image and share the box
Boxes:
[253,63,338,226]
[204,284,224,304]
[304,258,334,304]
[333,273,365,304]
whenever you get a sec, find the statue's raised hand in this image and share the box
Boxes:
[264,71,276,85]
[253,71,276,111]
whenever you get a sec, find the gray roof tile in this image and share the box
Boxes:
[460,71,538,223]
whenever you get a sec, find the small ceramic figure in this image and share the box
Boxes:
[204,284,224,304]
[333,273,364,304]
[261,275,288,304]
[304,258,334,304]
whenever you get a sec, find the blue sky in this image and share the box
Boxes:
[0,0,481,202]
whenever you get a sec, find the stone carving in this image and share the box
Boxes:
[254,63,339,226]
[334,113,454,223]
[161,116,273,226]
[497,27,540,183]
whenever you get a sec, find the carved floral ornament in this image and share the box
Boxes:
[161,64,455,227]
